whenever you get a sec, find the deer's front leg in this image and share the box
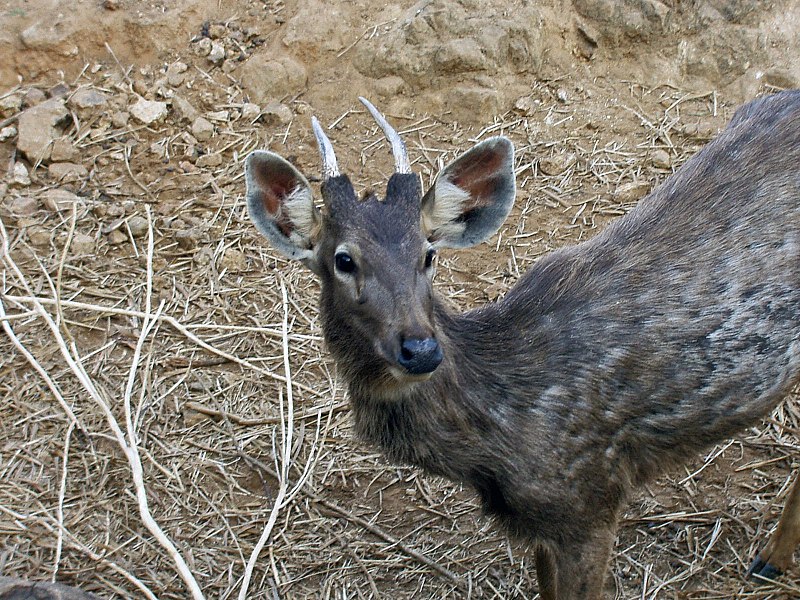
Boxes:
[535,524,617,600]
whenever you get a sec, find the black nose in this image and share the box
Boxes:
[397,338,443,375]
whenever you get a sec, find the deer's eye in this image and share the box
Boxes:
[424,248,436,269]
[335,252,356,274]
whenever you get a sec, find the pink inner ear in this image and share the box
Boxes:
[252,167,299,236]
[451,148,505,210]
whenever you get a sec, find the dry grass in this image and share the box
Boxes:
[1,67,799,600]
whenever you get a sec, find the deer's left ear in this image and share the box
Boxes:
[421,136,515,248]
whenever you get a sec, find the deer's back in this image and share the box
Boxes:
[494,91,800,486]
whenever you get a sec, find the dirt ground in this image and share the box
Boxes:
[1,0,800,598]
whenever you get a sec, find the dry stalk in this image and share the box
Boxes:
[0,214,206,600]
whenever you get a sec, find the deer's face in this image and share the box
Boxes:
[316,174,443,383]
[245,98,516,388]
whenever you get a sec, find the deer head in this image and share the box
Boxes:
[245,99,516,389]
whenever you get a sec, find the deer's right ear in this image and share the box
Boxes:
[245,151,321,270]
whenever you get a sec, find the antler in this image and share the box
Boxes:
[359,97,411,174]
[311,116,340,180]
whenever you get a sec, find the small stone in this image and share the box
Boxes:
[103,0,121,9]
[556,88,569,104]
[16,98,70,161]
[241,103,261,121]
[0,94,23,117]
[208,41,226,65]
[50,137,78,162]
[167,61,188,87]
[70,88,108,110]
[513,96,538,116]
[615,181,651,203]
[196,152,223,168]
[220,248,247,272]
[107,229,127,245]
[132,79,148,96]
[127,215,149,237]
[0,126,17,141]
[172,95,199,123]
[71,233,95,253]
[261,102,292,125]
[28,225,52,247]
[681,122,714,140]
[22,88,46,108]
[12,162,31,186]
[47,83,71,99]
[6,196,38,216]
[191,117,214,141]
[221,60,238,74]
[193,37,212,57]
[43,188,81,211]
[651,149,671,169]
[111,111,130,128]
[208,23,227,39]
[130,96,168,125]
[48,162,88,181]
[373,76,406,99]
[175,228,200,249]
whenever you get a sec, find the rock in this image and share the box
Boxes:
[241,103,261,121]
[615,180,651,203]
[12,162,31,186]
[47,83,71,99]
[220,248,247,272]
[172,95,199,123]
[43,188,81,211]
[191,117,214,141]
[50,137,79,162]
[445,87,500,122]
[23,88,47,107]
[166,61,188,87]
[651,149,671,169]
[28,225,52,247]
[208,41,226,65]
[513,96,539,116]
[434,38,486,74]
[111,111,130,128]
[196,152,223,168]
[49,162,88,181]
[130,96,169,125]
[127,216,149,237]
[69,88,108,110]
[0,94,23,117]
[175,228,200,250]
[373,76,407,99]
[239,53,307,105]
[16,98,70,161]
[6,196,38,216]
[0,126,17,141]
[107,229,127,245]
[261,102,293,125]
[71,233,95,254]
[208,23,227,39]
[681,122,715,140]
[193,37,212,57]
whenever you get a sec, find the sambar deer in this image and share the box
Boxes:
[244,92,800,598]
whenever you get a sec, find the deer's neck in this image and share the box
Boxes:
[339,299,512,479]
